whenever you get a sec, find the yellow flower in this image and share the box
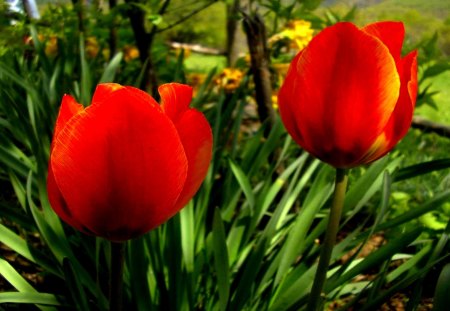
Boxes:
[24,34,44,47]
[215,68,244,92]
[187,73,206,97]
[174,47,191,59]
[85,37,100,58]
[269,20,314,50]
[123,45,140,62]
[272,93,278,110]
[45,36,58,57]
[102,48,111,60]
[272,63,290,79]
[244,53,251,65]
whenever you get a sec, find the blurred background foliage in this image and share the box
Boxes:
[0,0,449,310]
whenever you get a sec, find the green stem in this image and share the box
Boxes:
[109,241,125,311]
[306,168,348,311]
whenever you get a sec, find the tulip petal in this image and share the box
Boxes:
[159,83,193,122]
[51,87,188,241]
[47,164,86,233]
[173,109,213,210]
[53,95,84,143]
[91,83,124,106]
[361,50,418,164]
[291,22,400,167]
[362,22,404,62]
[158,83,213,210]
[389,50,418,142]
[278,50,315,152]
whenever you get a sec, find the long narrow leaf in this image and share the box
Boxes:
[213,208,230,311]
[0,292,63,306]
[0,258,57,311]
[433,263,450,311]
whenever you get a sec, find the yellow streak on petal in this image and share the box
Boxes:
[100,83,123,93]
[359,132,390,165]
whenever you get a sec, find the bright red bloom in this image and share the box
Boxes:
[278,21,418,168]
[47,83,213,241]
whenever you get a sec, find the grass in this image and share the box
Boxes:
[366,0,450,19]
[184,52,227,73]
[416,71,450,124]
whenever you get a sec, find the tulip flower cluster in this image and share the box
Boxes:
[47,83,212,241]
[278,21,418,168]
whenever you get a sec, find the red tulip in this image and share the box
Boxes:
[278,21,418,168]
[47,83,213,241]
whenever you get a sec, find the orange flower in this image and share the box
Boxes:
[123,45,140,62]
[187,73,206,97]
[85,37,99,58]
[45,36,58,57]
[215,68,244,92]
[47,83,213,241]
[278,22,418,168]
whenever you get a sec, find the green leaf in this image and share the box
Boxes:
[180,202,195,273]
[134,58,150,88]
[230,235,268,311]
[269,265,316,311]
[0,292,63,306]
[302,0,323,10]
[191,67,217,108]
[423,62,450,79]
[386,244,432,283]
[128,237,152,311]
[0,224,60,277]
[173,48,186,83]
[393,159,450,182]
[0,257,38,293]
[344,157,391,212]
[325,227,422,293]
[0,258,58,310]
[26,173,107,308]
[251,153,309,237]
[62,258,90,311]
[229,159,255,214]
[79,34,92,106]
[375,190,450,232]
[0,144,32,178]
[433,263,450,311]
[248,118,285,176]
[213,208,230,311]
[275,164,333,285]
[8,170,27,210]
[358,256,448,311]
[99,52,123,83]
[0,202,34,231]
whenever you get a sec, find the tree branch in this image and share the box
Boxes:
[156,0,217,33]
[412,116,450,138]
[168,42,225,55]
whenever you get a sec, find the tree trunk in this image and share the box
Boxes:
[243,13,276,130]
[226,0,241,66]
[71,0,85,32]
[108,0,118,58]
[124,0,157,94]
[412,116,450,138]
[124,0,171,96]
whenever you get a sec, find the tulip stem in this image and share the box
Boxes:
[109,241,125,311]
[306,168,348,311]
